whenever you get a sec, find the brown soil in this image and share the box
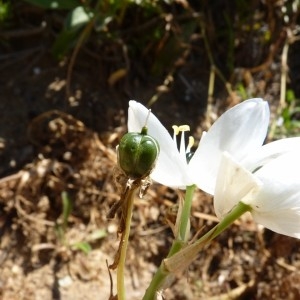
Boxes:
[1,3,300,300]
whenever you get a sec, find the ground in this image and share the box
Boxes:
[1,2,300,300]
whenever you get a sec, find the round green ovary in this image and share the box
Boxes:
[118,132,159,179]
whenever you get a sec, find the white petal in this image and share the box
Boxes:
[214,152,263,219]
[253,208,300,239]
[128,101,192,187]
[248,151,300,238]
[255,150,300,188]
[251,181,300,238]
[242,137,300,172]
[189,98,269,194]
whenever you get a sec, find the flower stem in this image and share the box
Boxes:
[117,187,136,300]
[142,240,180,300]
[164,201,251,273]
[179,185,196,241]
[143,201,251,299]
[142,185,196,300]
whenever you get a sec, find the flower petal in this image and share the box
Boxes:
[242,137,300,172]
[190,98,269,194]
[214,152,263,219]
[250,151,300,238]
[253,208,300,239]
[128,100,192,187]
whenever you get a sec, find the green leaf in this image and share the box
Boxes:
[52,6,93,58]
[87,229,107,241]
[0,1,10,23]
[65,6,94,30]
[23,0,80,10]
[286,89,296,104]
[51,28,79,58]
[73,242,92,254]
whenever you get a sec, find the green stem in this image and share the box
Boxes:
[143,202,251,300]
[142,240,180,300]
[143,185,195,300]
[179,185,196,241]
[164,201,251,273]
[117,187,136,300]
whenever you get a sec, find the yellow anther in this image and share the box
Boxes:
[172,125,180,135]
[178,125,190,132]
[188,136,195,149]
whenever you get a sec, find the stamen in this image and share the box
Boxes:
[172,125,193,162]
[186,136,194,153]
[179,125,190,158]
[172,125,179,148]
[178,125,190,132]
[172,125,180,135]
[186,136,195,163]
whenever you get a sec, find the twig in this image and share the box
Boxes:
[0,171,22,185]
[0,46,44,74]
[205,65,215,128]
[269,30,290,140]
[207,279,255,300]
[0,26,45,38]
[65,21,95,103]
[199,17,234,107]
[249,29,287,74]
[15,195,55,227]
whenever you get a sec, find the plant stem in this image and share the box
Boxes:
[117,187,137,300]
[142,239,181,300]
[143,201,251,300]
[179,185,196,241]
[164,201,251,273]
[143,185,195,300]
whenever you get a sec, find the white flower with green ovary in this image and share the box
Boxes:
[128,98,269,193]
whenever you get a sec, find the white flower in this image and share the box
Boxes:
[128,98,269,193]
[215,150,300,238]
[241,136,300,171]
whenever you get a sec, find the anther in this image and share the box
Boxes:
[178,125,190,132]
[187,136,195,153]
[172,125,180,135]
[179,125,190,157]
